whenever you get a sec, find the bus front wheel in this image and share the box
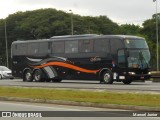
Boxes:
[101,70,113,84]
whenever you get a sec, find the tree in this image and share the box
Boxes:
[116,24,141,35]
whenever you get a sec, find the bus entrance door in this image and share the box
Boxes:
[117,49,127,81]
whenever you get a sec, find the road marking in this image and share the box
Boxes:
[0,101,81,111]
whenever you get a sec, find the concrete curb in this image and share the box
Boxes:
[0,96,160,111]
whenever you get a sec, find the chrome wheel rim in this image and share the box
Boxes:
[26,72,31,81]
[104,73,110,82]
[34,72,40,81]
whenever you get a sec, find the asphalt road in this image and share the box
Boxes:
[0,79,160,93]
[0,101,159,120]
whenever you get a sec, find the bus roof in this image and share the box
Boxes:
[50,34,99,39]
[12,34,144,44]
[50,34,144,40]
[50,34,144,42]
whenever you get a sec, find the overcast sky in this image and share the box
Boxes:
[0,0,159,25]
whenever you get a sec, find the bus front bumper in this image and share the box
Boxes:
[128,74,151,80]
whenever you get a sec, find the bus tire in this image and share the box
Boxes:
[33,69,43,82]
[23,69,33,82]
[52,79,62,83]
[122,79,132,84]
[101,70,113,84]
[0,75,2,80]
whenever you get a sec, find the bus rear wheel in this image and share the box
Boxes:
[23,69,33,82]
[101,70,113,84]
[33,69,43,82]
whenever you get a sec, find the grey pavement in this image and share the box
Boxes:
[0,79,160,94]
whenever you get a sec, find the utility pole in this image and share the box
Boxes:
[69,9,74,35]
[153,0,159,71]
[4,20,9,68]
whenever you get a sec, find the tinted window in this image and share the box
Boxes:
[79,40,93,53]
[65,41,78,53]
[94,39,109,53]
[28,43,39,55]
[110,39,124,54]
[52,41,65,53]
[125,39,148,48]
[38,42,48,55]
[118,50,125,68]
[12,43,27,55]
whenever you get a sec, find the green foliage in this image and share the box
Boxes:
[116,24,141,35]
[0,86,160,107]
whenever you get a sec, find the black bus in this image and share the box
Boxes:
[11,34,151,84]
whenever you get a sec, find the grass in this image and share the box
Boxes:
[0,86,160,107]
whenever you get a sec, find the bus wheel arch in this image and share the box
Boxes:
[99,68,113,84]
[23,68,33,82]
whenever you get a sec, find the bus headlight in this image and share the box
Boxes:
[148,72,151,75]
[128,72,136,75]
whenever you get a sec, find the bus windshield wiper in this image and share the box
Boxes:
[139,51,148,69]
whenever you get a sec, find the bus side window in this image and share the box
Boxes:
[38,42,49,56]
[79,40,93,53]
[65,41,78,53]
[110,39,123,55]
[20,44,28,55]
[52,41,65,54]
[118,50,125,67]
[28,43,39,56]
[94,39,109,53]
[12,44,18,55]
[12,44,27,56]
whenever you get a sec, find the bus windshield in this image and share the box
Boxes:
[124,38,150,69]
[124,39,148,48]
[127,49,150,69]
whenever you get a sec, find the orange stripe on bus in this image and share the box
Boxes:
[32,62,99,74]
